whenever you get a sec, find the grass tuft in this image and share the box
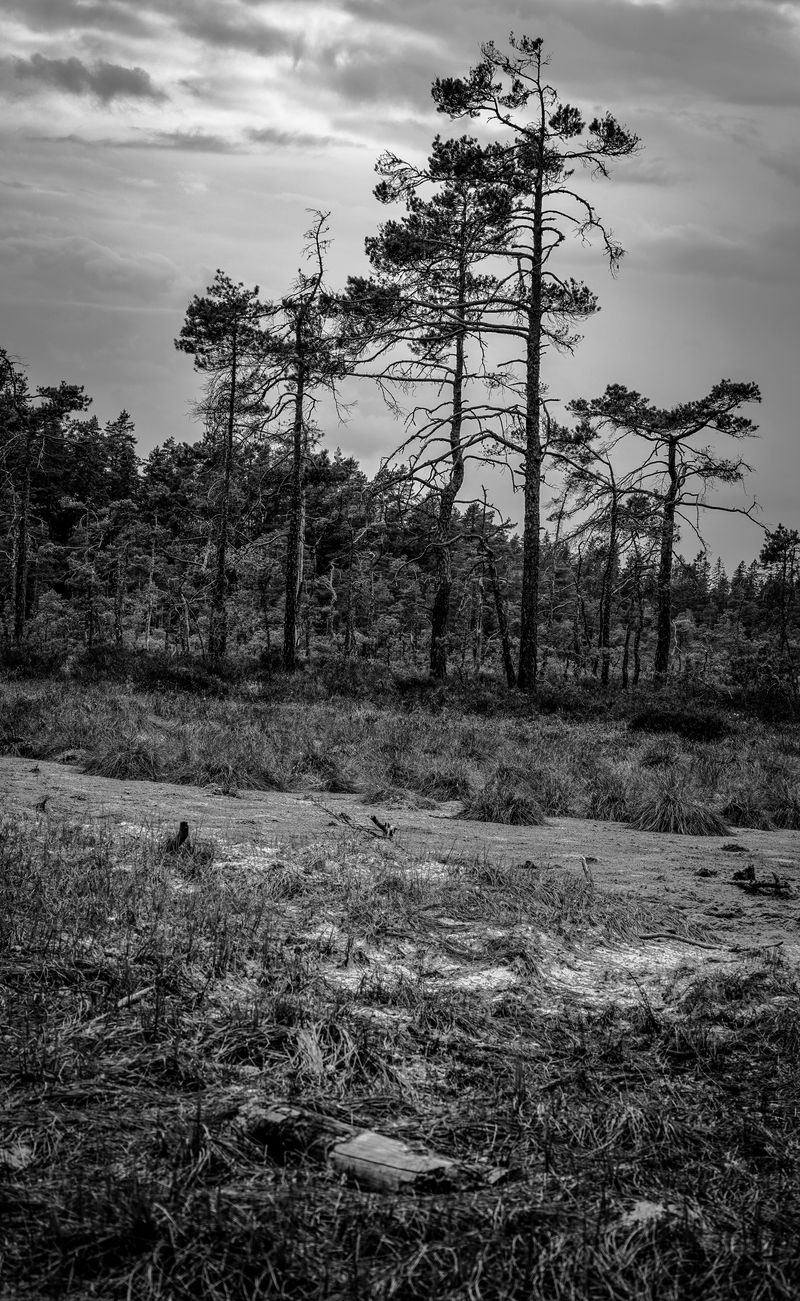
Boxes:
[767,778,800,830]
[631,773,730,835]
[586,760,635,821]
[460,763,547,826]
[720,792,777,831]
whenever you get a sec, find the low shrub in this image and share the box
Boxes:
[628,707,730,743]
[0,644,66,677]
[536,679,617,720]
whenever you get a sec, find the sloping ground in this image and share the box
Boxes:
[2,753,798,976]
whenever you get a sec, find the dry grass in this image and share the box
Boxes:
[1,804,799,1299]
[1,677,799,835]
[630,773,730,836]
[459,763,547,826]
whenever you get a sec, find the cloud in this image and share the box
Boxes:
[555,0,800,108]
[632,218,800,283]
[1,53,166,102]
[613,153,690,186]
[0,0,154,38]
[168,5,296,58]
[141,130,236,151]
[761,148,800,188]
[247,125,354,149]
[0,233,180,302]
[51,130,239,152]
[309,36,443,109]
[3,0,297,57]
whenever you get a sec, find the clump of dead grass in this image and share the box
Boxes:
[630,772,730,836]
[85,729,169,782]
[769,778,800,829]
[459,763,547,826]
[585,760,636,821]
[720,792,777,831]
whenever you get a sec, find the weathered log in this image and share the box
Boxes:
[232,1098,458,1193]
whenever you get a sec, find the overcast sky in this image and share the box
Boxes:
[1,0,798,565]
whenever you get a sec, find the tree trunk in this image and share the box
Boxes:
[620,600,633,690]
[430,213,468,681]
[343,532,355,657]
[632,572,644,687]
[114,544,127,646]
[144,526,156,653]
[12,433,32,645]
[481,541,516,688]
[283,341,306,672]
[654,437,679,681]
[517,129,545,696]
[598,493,619,687]
[209,329,237,662]
[180,593,191,655]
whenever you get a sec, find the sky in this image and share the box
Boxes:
[1,0,799,566]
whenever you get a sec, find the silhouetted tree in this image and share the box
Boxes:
[433,34,639,692]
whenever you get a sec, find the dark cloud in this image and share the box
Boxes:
[28,129,237,152]
[99,130,239,152]
[1,53,166,102]
[143,130,236,152]
[0,0,154,37]
[1,0,294,57]
[169,5,295,58]
[0,233,179,301]
[248,124,340,148]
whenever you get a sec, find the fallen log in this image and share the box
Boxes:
[229,1096,458,1193]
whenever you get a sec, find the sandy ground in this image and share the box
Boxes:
[2,754,798,968]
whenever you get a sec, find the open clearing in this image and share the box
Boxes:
[2,752,799,1001]
[3,751,800,1299]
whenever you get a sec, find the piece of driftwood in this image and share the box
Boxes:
[370,814,397,840]
[638,933,721,950]
[232,1098,458,1193]
[730,866,793,896]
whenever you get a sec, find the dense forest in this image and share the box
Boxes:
[1,37,797,712]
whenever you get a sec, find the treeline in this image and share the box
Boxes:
[0,369,797,703]
[0,34,797,707]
